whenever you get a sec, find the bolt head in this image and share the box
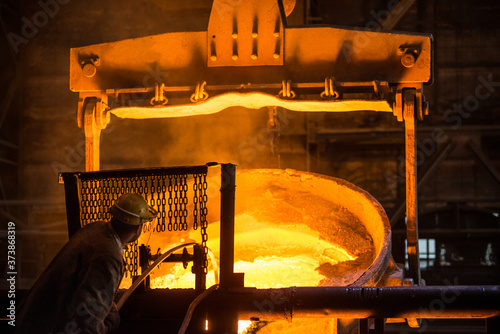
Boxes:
[401,53,416,68]
[82,63,97,78]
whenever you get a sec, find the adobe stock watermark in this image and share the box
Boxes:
[237,108,296,164]
[7,0,72,54]
[50,125,117,176]
[51,64,170,176]
[212,0,244,21]
[41,278,118,334]
[6,222,17,327]
[201,107,297,198]
[385,73,500,194]
[252,288,289,320]
[399,277,462,334]
[341,0,408,63]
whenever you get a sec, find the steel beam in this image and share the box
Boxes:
[213,163,238,334]
[219,163,237,289]
[0,157,18,166]
[0,79,16,129]
[379,0,417,31]
[390,141,455,226]
[403,90,420,284]
[468,139,500,186]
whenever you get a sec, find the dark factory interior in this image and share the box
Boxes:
[0,0,499,333]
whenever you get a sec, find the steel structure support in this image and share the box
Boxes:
[219,163,237,289]
[214,163,239,334]
[77,95,110,171]
[390,141,455,226]
[468,139,500,186]
[403,90,420,284]
[379,0,417,31]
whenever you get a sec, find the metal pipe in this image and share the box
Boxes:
[60,173,81,238]
[118,286,500,324]
[200,286,500,320]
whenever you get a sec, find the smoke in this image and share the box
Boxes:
[160,106,273,168]
[100,106,275,170]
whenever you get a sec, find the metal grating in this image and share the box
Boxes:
[60,165,210,277]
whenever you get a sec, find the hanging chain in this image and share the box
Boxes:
[159,175,167,232]
[193,174,199,230]
[77,167,210,278]
[168,175,174,231]
[124,241,138,277]
[173,175,179,231]
[180,174,189,231]
[200,173,209,273]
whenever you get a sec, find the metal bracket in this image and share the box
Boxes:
[77,93,110,171]
[190,81,209,103]
[150,83,168,106]
[320,77,339,100]
[393,83,429,122]
[207,0,286,66]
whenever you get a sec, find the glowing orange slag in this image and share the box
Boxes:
[148,214,356,289]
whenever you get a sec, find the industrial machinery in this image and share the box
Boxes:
[62,0,500,333]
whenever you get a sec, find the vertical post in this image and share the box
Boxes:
[359,318,369,334]
[210,163,238,334]
[85,130,100,172]
[60,173,81,238]
[219,163,236,288]
[404,90,421,284]
[373,318,385,334]
[83,98,101,172]
[81,95,109,172]
[193,244,207,292]
[487,316,500,334]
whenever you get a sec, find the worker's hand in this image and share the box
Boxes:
[104,302,121,333]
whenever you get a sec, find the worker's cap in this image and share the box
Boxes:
[110,193,158,226]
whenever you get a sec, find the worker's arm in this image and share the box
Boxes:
[72,255,123,334]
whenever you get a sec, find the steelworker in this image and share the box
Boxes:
[16,193,157,334]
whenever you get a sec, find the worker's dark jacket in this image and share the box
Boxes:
[16,221,125,334]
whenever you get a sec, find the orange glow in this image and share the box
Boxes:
[120,169,392,333]
[111,92,393,120]
[149,215,357,289]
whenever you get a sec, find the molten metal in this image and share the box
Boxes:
[126,169,393,292]
[149,217,358,289]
